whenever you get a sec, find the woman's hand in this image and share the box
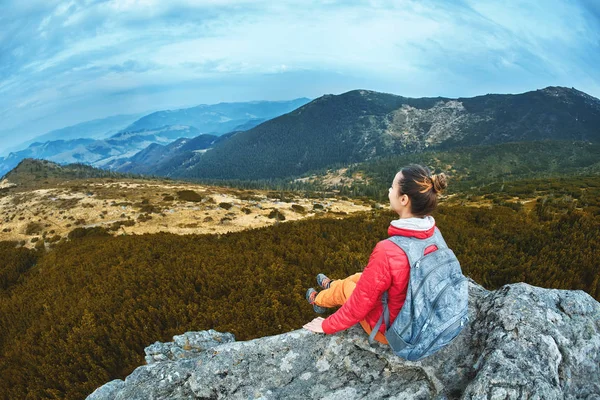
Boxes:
[303,317,325,333]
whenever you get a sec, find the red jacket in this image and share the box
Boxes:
[322,220,438,335]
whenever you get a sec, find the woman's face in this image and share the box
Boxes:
[388,171,404,212]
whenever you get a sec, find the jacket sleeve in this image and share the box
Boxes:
[322,241,392,335]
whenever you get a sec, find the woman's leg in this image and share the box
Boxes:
[314,273,362,308]
[313,272,388,344]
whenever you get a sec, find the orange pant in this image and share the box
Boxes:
[315,273,388,344]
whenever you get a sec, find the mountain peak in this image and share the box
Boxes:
[538,86,600,102]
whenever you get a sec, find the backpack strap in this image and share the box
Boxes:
[387,227,447,267]
[369,291,390,346]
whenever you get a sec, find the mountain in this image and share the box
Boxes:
[88,281,600,399]
[158,87,600,181]
[102,134,219,174]
[0,138,96,177]
[123,98,311,134]
[0,125,202,177]
[0,113,143,157]
[0,99,311,177]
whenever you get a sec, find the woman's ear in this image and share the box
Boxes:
[400,194,409,206]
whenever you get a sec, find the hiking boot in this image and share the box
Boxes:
[317,273,332,289]
[306,288,327,314]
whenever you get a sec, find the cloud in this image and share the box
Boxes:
[0,0,599,150]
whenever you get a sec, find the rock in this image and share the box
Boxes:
[0,179,17,189]
[144,330,236,364]
[87,281,600,399]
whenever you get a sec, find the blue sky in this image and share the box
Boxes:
[1,0,599,153]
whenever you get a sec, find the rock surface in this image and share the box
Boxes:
[87,281,600,399]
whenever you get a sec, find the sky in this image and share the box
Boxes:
[1,0,599,154]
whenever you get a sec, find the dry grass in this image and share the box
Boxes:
[0,177,372,249]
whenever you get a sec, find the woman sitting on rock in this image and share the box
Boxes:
[303,164,448,344]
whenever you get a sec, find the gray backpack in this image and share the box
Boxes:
[369,227,469,361]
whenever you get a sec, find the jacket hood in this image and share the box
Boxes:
[388,216,436,239]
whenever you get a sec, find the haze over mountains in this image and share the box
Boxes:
[0,114,144,157]
[0,98,310,178]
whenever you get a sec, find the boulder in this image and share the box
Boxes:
[87,281,600,399]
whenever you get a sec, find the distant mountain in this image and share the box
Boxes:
[103,134,219,174]
[0,99,311,177]
[1,113,143,156]
[0,138,96,177]
[123,98,311,134]
[154,87,600,181]
[0,125,203,177]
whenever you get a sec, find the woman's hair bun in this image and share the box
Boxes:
[431,173,448,193]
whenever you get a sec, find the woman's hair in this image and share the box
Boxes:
[397,164,448,216]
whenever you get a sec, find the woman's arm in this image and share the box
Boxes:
[321,241,392,334]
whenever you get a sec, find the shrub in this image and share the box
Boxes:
[47,235,62,243]
[138,214,153,222]
[219,202,233,210]
[237,193,261,201]
[24,222,44,235]
[177,190,204,202]
[268,210,286,220]
[110,220,136,231]
[138,204,160,214]
[68,227,111,239]
[291,204,305,213]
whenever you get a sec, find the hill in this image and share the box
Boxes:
[322,140,600,200]
[157,87,600,181]
[0,158,135,189]
[0,158,370,250]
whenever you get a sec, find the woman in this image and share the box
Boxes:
[303,164,448,344]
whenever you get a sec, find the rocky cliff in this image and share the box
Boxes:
[88,281,600,399]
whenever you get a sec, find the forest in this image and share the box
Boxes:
[160,140,600,199]
[0,174,599,398]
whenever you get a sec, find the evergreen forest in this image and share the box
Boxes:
[0,174,599,398]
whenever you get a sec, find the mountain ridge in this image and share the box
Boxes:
[0,99,311,177]
[152,86,600,181]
